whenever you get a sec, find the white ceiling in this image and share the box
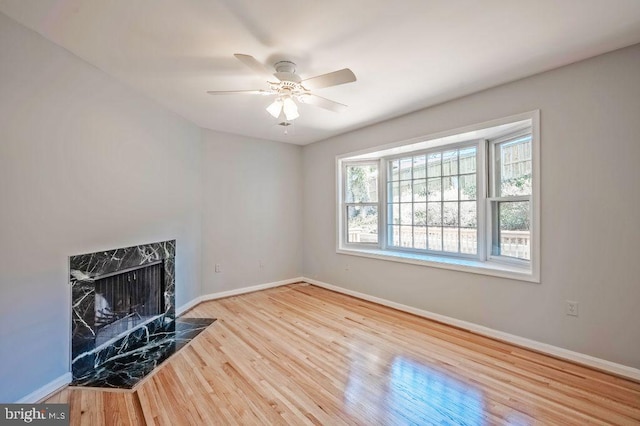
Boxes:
[2,1,640,145]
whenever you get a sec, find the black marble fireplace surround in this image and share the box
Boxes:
[70,240,215,389]
[70,241,177,382]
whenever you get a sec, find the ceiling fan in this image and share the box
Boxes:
[207,54,357,121]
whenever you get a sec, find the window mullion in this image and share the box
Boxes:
[411,155,415,250]
[379,158,387,250]
[439,159,444,252]
[457,150,461,253]
[477,139,488,261]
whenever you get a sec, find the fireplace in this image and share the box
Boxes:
[70,240,175,380]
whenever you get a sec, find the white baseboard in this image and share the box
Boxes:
[303,277,640,382]
[177,277,305,315]
[176,294,204,316]
[16,372,72,403]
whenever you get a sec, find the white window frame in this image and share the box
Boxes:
[342,160,382,249]
[487,129,534,268]
[336,111,540,283]
[381,140,485,260]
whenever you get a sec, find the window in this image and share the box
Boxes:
[489,132,532,262]
[337,112,539,281]
[343,163,379,244]
[387,146,478,255]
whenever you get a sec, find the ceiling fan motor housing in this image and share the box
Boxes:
[274,60,296,73]
[273,61,302,83]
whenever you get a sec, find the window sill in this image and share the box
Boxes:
[336,247,539,283]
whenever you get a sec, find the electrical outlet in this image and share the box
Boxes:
[259,261,264,269]
[566,300,579,317]
[215,264,221,273]
[345,263,350,271]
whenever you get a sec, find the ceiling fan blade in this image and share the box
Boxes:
[234,54,279,81]
[301,68,356,90]
[299,93,348,113]
[206,90,272,95]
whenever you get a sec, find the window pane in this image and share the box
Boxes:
[459,147,477,174]
[413,179,427,202]
[495,135,532,196]
[442,176,458,201]
[427,153,441,177]
[414,203,427,226]
[427,178,441,201]
[400,226,413,247]
[427,203,442,226]
[460,201,477,228]
[442,150,458,176]
[400,203,413,225]
[400,158,412,180]
[400,181,412,202]
[443,227,459,253]
[459,174,476,201]
[428,227,442,251]
[389,203,400,225]
[347,205,378,244]
[460,228,477,254]
[413,155,426,179]
[346,164,378,203]
[492,201,530,260]
[443,202,459,226]
[414,226,427,249]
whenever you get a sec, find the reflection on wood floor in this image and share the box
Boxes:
[47,283,640,425]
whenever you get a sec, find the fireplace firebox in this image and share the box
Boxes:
[94,260,165,346]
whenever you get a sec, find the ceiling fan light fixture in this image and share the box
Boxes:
[266,99,283,118]
[282,97,299,121]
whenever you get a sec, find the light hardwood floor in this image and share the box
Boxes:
[47,283,640,425]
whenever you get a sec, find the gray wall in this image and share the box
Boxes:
[201,130,303,293]
[0,12,304,402]
[0,13,203,402]
[302,44,640,369]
